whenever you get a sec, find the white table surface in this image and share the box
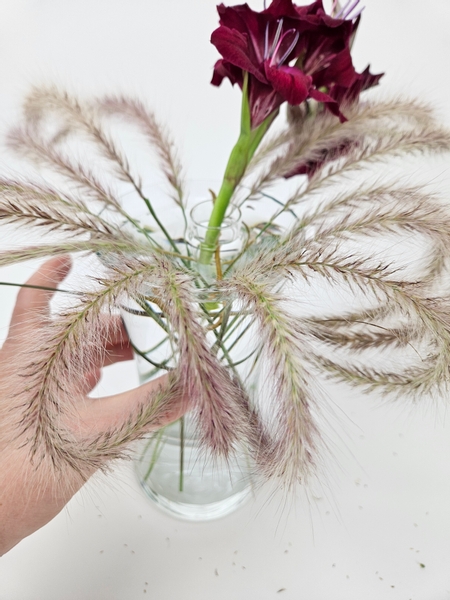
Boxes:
[0,1,450,598]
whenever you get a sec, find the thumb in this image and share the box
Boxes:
[8,256,72,338]
[77,374,189,438]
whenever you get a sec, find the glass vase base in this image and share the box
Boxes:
[137,476,252,521]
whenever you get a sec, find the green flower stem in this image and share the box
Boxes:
[130,341,173,372]
[198,73,277,267]
[0,281,81,295]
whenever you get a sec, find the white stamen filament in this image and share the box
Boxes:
[336,0,358,19]
[346,5,365,20]
[269,19,284,58]
[264,22,270,59]
[277,31,300,66]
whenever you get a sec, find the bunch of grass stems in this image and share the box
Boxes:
[1,86,450,488]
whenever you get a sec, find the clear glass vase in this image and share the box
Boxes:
[134,415,252,520]
[121,200,257,520]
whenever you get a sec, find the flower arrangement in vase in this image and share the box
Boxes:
[1,0,450,519]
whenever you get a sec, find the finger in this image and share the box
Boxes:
[82,368,102,394]
[9,256,72,335]
[87,317,133,369]
[102,342,134,367]
[78,374,188,436]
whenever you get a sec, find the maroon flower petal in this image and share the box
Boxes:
[313,49,357,89]
[210,0,383,130]
[211,59,243,87]
[217,3,269,63]
[264,0,302,18]
[211,26,267,83]
[265,64,312,105]
[309,87,347,122]
[249,79,283,127]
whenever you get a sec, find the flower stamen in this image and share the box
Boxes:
[330,0,339,17]
[347,5,365,20]
[269,19,284,58]
[264,22,270,59]
[276,31,300,67]
[336,0,362,19]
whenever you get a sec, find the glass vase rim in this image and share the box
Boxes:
[189,199,241,230]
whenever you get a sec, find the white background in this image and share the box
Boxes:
[0,1,450,598]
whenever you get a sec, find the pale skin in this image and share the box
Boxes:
[0,256,185,556]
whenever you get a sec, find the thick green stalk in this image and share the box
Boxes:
[198,74,276,266]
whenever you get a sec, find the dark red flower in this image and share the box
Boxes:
[284,66,384,178]
[211,0,381,128]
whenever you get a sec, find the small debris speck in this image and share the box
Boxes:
[284,550,289,554]
[124,544,128,548]
[131,550,135,555]
[379,577,383,581]
[97,514,102,518]
[393,452,398,456]
[391,586,395,588]
[215,569,219,577]
[242,566,246,570]
[325,511,330,515]
[145,582,148,586]
[232,562,236,566]
[419,563,426,568]
[143,590,147,594]
[346,575,350,579]
[277,589,286,594]
[332,564,336,568]
[358,506,363,510]
[138,515,142,519]
[414,523,418,527]
[99,550,104,554]
[234,550,238,554]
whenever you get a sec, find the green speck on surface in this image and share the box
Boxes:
[419,563,426,568]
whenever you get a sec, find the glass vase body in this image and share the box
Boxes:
[121,201,256,520]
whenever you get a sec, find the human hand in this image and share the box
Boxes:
[0,257,186,555]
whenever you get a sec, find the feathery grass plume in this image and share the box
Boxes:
[305,322,416,352]
[294,185,450,280]
[303,302,425,353]
[2,84,450,489]
[6,126,122,211]
[231,237,450,397]
[147,255,254,458]
[301,126,450,198]
[0,239,150,267]
[13,255,188,477]
[0,179,126,239]
[246,99,445,194]
[22,86,148,200]
[312,354,444,397]
[12,252,253,476]
[97,95,185,209]
[221,274,320,486]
